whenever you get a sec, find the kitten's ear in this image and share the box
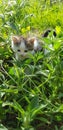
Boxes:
[11,36,19,43]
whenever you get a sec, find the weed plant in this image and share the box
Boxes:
[0,0,63,130]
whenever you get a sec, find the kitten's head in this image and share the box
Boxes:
[11,36,26,54]
[11,35,41,60]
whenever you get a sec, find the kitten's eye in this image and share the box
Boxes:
[24,50,28,52]
[17,49,20,52]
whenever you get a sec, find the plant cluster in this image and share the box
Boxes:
[0,0,63,130]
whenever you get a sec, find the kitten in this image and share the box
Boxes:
[11,35,42,60]
[11,29,56,59]
[42,29,56,37]
[42,29,56,54]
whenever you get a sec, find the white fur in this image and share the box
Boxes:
[11,38,27,60]
[20,41,26,53]
[11,40,16,52]
[34,38,42,51]
[34,39,38,50]
[11,39,25,51]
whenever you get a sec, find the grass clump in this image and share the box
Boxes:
[0,0,63,130]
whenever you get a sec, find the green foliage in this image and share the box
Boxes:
[0,124,8,130]
[0,0,63,130]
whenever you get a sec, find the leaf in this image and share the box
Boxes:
[54,40,61,50]
[59,105,63,112]
[56,104,63,113]
[9,66,20,78]
[37,117,50,124]
[0,124,8,130]
[55,125,58,130]
[0,14,4,19]
[2,101,13,107]
[36,70,49,77]
[0,37,5,42]
[31,104,47,118]
[13,100,25,115]
[30,95,39,110]
[58,93,63,99]
[9,67,16,76]
[2,101,25,115]
[43,38,52,45]
[60,126,63,130]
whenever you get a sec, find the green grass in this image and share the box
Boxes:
[0,0,63,130]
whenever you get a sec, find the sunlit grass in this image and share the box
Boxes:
[0,0,63,130]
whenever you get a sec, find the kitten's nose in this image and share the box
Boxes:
[21,54,24,56]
